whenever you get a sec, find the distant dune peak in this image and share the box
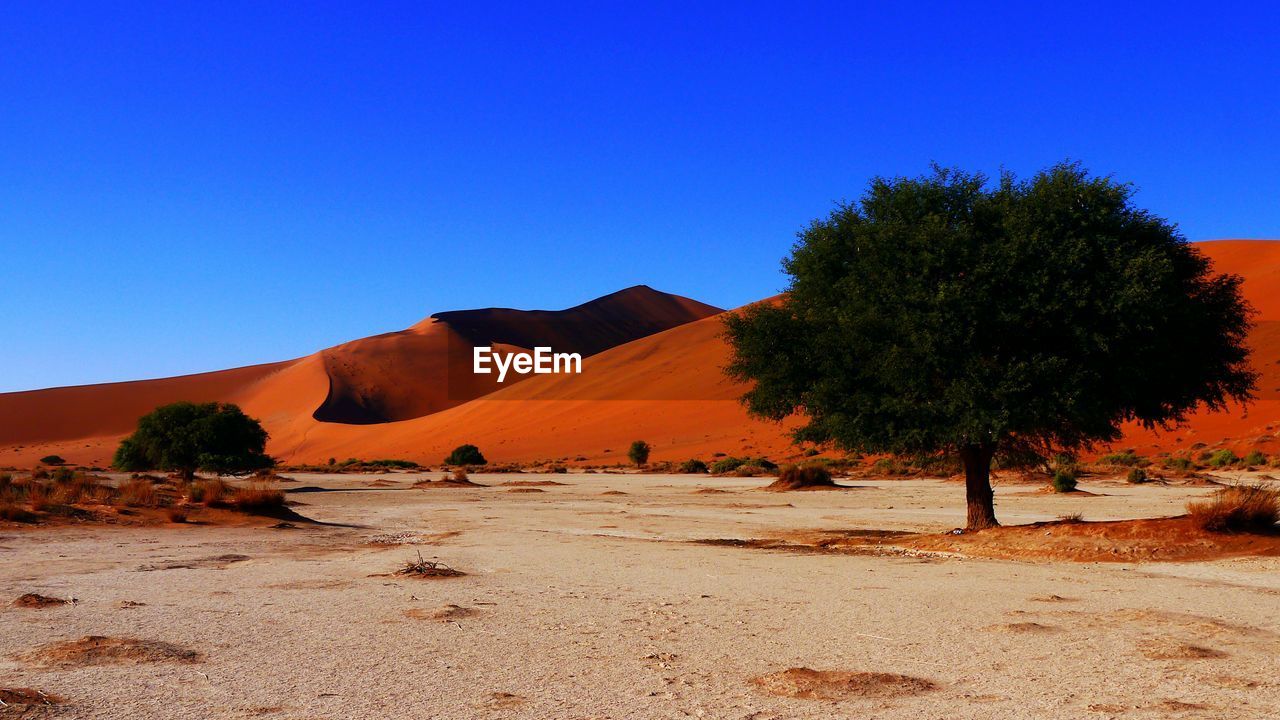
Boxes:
[311,286,723,425]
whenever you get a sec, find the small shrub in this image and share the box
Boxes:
[1186,483,1279,532]
[230,482,285,515]
[709,457,743,474]
[871,457,909,476]
[1099,450,1142,467]
[733,464,767,477]
[1205,449,1238,468]
[119,478,159,507]
[679,459,709,474]
[803,448,820,457]
[548,464,568,474]
[1243,450,1267,467]
[1126,467,1149,484]
[39,455,66,465]
[1051,468,1078,493]
[444,445,486,466]
[1163,455,1194,472]
[1057,512,1084,523]
[0,502,37,522]
[51,467,75,483]
[166,506,189,523]
[628,440,652,467]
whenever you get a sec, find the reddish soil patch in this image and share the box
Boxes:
[1139,638,1228,660]
[749,668,937,700]
[13,593,67,609]
[900,516,1280,562]
[25,636,201,668]
[0,687,64,709]
[601,490,627,496]
[404,604,478,621]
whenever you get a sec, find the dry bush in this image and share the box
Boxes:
[166,506,189,523]
[451,468,469,482]
[734,464,767,477]
[396,550,465,578]
[1186,483,1279,533]
[189,479,230,505]
[229,482,285,514]
[119,477,159,507]
[771,464,835,490]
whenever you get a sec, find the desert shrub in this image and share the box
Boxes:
[1162,455,1194,471]
[1057,512,1084,523]
[709,457,743,474]
[1099,450,1142,466]
[166,506,189,523]
[803,448,820,457]
[327,457,336,466]
[444,445,486,466]
[733,464,767,477]
[119,477,159,507]
[189,478,231,505]
[679,459,709,474]
[1051,468,1078,493]
[39,455,66,465]
[51,467,75,483]
[367,459,419,469]
[230,482,286,514]
[871,457,909,476]
[1206,449,1239,468]
[31,467,50,480]
[1126,467,1149,484]
[775,464,833,488]
[628,440,651,467]
[1186,483,1279,532]
[1243,450,1267,467]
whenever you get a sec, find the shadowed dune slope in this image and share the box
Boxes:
[313,285,722,424]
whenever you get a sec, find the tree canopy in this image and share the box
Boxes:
[628,440,651,466]
[724,163,1256,528]
[112,401,273,480]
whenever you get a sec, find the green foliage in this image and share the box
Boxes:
[366,459,419,469]
[1163,455,1195,471]
[1126,467,1149,484]
[444,445,486,466]
[112,402,272,478]
[1243,450,1267,467]
[1206,449,1239,468]
[1051,468,1079,493]
[1099,450,1142,466]
[679,459,709,474]
[708,456,776,474]
[723,163,1256,525]
[38,455,66,465]
[627,440,651,466]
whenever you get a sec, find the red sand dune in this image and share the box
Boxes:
[4,241,1280,468]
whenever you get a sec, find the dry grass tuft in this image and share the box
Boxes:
[229,482,286,515]
[119,477,159,507]
[188,478,231,505]
[1186,482,1279,533]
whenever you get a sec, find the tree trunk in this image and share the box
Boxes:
[179,467,195,483]
[958,442,999,530]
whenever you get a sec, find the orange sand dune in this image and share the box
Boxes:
[5,240,1280,469]
[314,285,721,424]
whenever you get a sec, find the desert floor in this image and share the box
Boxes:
[2,472,1278,719]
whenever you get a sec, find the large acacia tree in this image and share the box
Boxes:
[724,164,1256,529]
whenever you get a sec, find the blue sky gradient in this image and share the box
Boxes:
[2,2,1278,391]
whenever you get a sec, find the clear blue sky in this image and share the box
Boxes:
[2,2,1278,392]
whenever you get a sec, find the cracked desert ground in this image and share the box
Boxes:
[3,473,1278,719]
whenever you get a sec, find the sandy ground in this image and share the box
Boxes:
[2,472,1278,719]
